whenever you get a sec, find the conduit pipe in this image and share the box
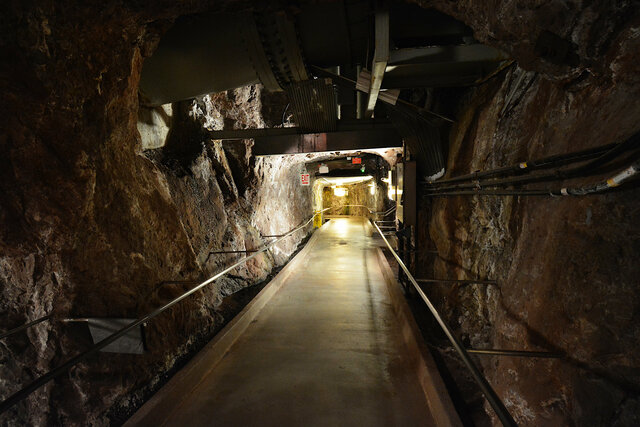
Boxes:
[427,141,620,186]
[426,133,640,193]
[425,160,639,197]
[0,315,52,341]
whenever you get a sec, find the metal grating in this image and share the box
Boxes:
[285,78,338,132]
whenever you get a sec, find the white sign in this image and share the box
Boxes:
[300,173,310,186]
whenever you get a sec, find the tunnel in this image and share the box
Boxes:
[1,1,639,426]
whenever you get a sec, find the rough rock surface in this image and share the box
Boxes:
[414,2,640,426]
[322,180,386,217]
[0,2,314,424]
[416,0,640,83]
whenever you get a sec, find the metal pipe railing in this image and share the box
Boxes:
[325,204,374,214]
[0,211,326,415]
[466,348,562,358]
[372,221,517,426]
[0,314,52,341]
[416,278,497,285]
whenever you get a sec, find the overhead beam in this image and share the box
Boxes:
[207,119,395,140]
[365,11,389,118]
[206,120,402,155]
[251,127,401,155]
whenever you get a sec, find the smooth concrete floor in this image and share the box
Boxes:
[147,218,435,426]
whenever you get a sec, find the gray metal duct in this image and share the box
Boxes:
[139,12,305,106]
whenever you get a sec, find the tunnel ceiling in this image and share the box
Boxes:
[138,1,510,180]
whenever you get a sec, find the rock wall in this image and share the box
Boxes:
[0,2,314,424]
[415,2,640,425]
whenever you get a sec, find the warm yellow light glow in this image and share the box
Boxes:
[369,183,375,195]
[334,187,348,197]
[333,217,350,237]
[320,175,373,186]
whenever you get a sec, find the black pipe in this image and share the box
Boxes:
[426,133,640,192]
[209,250,260,254]
[428,141,619,185]
[0,315,52,341]
[425,160,639,197]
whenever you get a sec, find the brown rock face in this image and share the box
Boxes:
[0,2,315,425]
[414,3,640,426]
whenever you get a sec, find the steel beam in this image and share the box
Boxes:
[207,120,402,155]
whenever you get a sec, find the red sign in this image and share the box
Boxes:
[300,173,310,186]
[352,157,362,164]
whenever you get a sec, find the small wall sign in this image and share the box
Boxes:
[300,173,310,186]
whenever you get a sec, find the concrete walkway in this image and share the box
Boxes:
[127,217,457,426]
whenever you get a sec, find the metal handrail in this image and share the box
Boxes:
[326,204,396,220]
[372,221,517,426]
[0,314,52,341]
[325,204,374,213]
[0,210,327,415]
[466,348,562,358]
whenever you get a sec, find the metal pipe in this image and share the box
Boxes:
[372,222,516,426]
[426,133,640,192]
[209,250,260,254]
[429,141,619,185]
[416,278,497,285]
[0,315,52,341]
[424,160,639,197]
[0,213,321,415]
[61,318,91,323]
[466,348,562,358]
